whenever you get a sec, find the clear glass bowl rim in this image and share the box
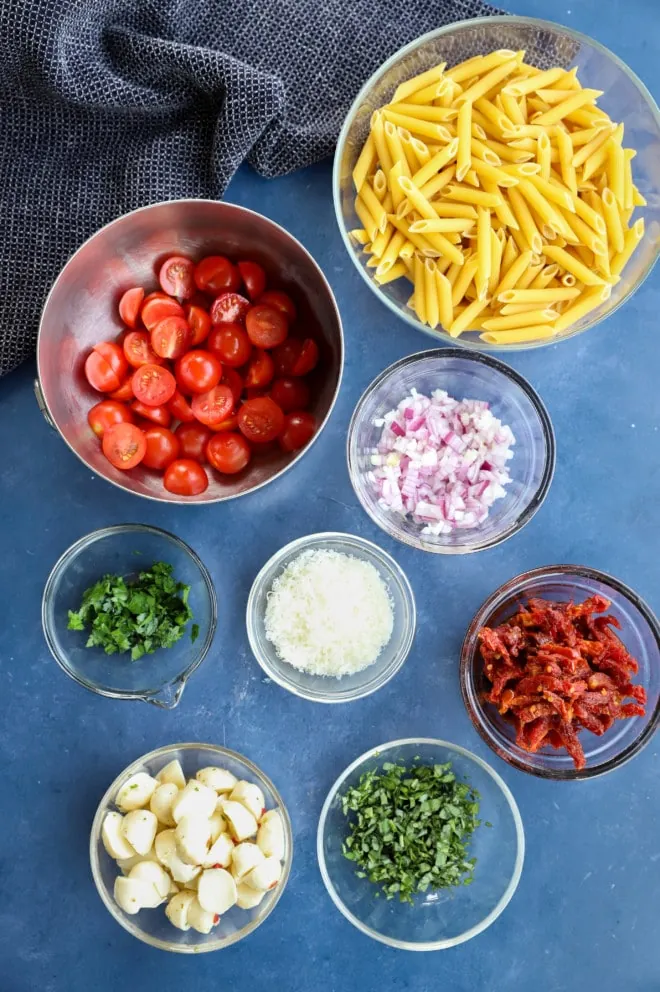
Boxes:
[460,564,660,780]
[316,736,525,950]
[89,742,294,953]
[41,523,218,700]
[245,531,417,702]
[332,14,660,352]
[346,348,556,554]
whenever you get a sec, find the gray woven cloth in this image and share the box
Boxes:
[0,0,504,377]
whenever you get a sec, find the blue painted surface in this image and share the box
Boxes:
[1,0,659,988]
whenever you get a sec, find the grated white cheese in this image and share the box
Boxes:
[264,549,394,678]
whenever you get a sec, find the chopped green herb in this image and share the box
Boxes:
[67,562,197,662]
[340,761,481,904]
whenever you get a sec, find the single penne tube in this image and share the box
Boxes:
[392,62,447,103]
[373,169,387,200]
[456,101,472,181]
[424,259,440,326]
[388,102,456,122]
[366,254,379,268]
[565,107,608,129]
[428,202,478,219]
[581,142,610,183]
[352,134,377,192]
[375,231,407,274]
[493,249,533,297]
[464,168,480,187]
[610,217,645,277]
[499,91,525,127]
[383,122,411,179]
[475,206,491,299]
[371,222,395,258]
[542,245,607,285]
[561,272,576,287]
[537,132,551,180]
[570,121,615,148]
[607,138,626,206]
[536,87,585,104]
[530,263,559,289]
[348,228,369,245]
[449,296,489,336]
[488,226,503,296]
[436,255,452,275]
[500,300,555,315]
[455,57,521,106]
[411,139,459,187]
[443,185,503,207]
[374,260,409,285]
[450,253,479,306]
[502,124,549,139]
[532,89,604,126]
[570,193,606,234]
[360,181,389,233]
[383,109,451,142]
[471,158,518,187]
[435,269,453,328]
[411,136,432,165]
[397,175,437,219]
[516,262,545,289]
[402,80,446,106]
[482,307,556,329]
[409,217,475,233]
[554,126,578,195]
[446,50,517,83]
[388,160,408,209]
[481,138,533,164]
[354,196,379,242]
[471,121,487,141]
[623,148,635,211]
[497,286,581,304]
[413,255,427,322]
[370,110,393,174]
[397,127,421,173]
[480,325,557,343]
[435,78,456,108]
[632,186,647,207]
[572,125,615,170]
[551,67,581,89]
[552,285,612,334]
[500,235,519,276]
[503,66,565,97]
[499,162,541,178]
[399,239,415,259]
[507,187,543,254]
[470,137,502,165]
[419,164,456,199]
[507,136,536,152]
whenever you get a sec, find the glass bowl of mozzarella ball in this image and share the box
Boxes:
[90,742,293,952]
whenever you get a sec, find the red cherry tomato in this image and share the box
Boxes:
[210,292,251,325]
[256,289,296,321]
[238,260,266,300]
[207,324,252,367]
[102,422,147,470]
[141,294,184,331]
[123,330,161,368]
[270,377,310,413]
[94,341,128,380]
[206,432,251,474]
[132,364,177,407]
[237,397,285,443]
[272,337,319,376]
[194,256,240,294]
[209,415,238,432]
[88,400,134,438]
[167,389,195,423]
[142,426,181,470]
[164,459,209,496]
[191,384,234,428]
[245,305,288,349]
[151,316,192,359]
[279,411,316,452]
[131,400,172,427]
[159,255,195,300]
[244,349,274,389]
[221,367,244,405]
[185,304,211,346]
[174,422,213,461]
[175,350,222,394]
[109,377,134,402]
[118,287,145,329]
[85,351,122,393]
[292,338,319,376]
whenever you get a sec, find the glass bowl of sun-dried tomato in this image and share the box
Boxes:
[460,566,660,780]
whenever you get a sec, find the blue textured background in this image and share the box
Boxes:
[1,0,659,988]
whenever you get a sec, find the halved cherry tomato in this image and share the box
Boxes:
[256,289,296,321]
[270,377,310,413]
[206,432,251,474]
[210,292,251,325]
[186,304,211,346]
[141,294,184,331]
[131,400,172,427]
[85,351,122,393]
[142,426,181,470]
[245,305,288,349]
[159,255,195,300]
[109,377,134,402]
[292,338,319,376]
[221,367,244,405]
[175,350,222,394]
[164,459,209,495]
[209,415,238,433]
[191,385,234,428]
[102,422,146,470]
[208,324,252,367]
[118,287,145,329]
[123,330,161,368]
[151,316,191,359]
[194,256,240,294]
[168,389,195,423]
[279,411,316,452]
[237,397,285,443]
[272,337,319,376]
[238,260,266,300]
[88,400,134,437]
[244,349,274,389]
[132,364,176,407]
[174,422,213,461]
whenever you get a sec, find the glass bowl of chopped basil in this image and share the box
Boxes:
[42,524,216,707]
[317,738,524,949]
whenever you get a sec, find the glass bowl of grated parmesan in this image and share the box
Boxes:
[246,532,416,703]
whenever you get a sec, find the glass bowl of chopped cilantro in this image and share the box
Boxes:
[317,738,524,949]
[42,524,216,707]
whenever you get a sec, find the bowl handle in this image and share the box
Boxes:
[143,678,187,710]
[34,379,56,429]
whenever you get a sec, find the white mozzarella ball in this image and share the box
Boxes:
[209,807,228,843]
[196,767,238,794]
[188,898,217,934]
[149,783,179,827]
[230,842,265,881]
[115,772,158,813]
[229,781,266,821]
[114,876,152,915]
[220,799,258,842]
[171,781,217,824]
[121,809,158,856]
[165,889,196,931]
[156,759,186,791]
[197,868,237,916]
[257,810,285,861]
[175,815,211,866]
[155,829,202,884]
[236,883,266,910]
[244,856,282,892]
[203,832,234,869]
[101,812,136,860]
[129,861,171,902]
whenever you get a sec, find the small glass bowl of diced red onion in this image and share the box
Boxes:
[347,349,556,554]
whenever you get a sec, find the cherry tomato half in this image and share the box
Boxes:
[272,337,319,376]
[270,377,310,413]
[159,255,195,300]
[244,349,274,389]
[132,364,177,407]
[237,397,285,443]
[245,305,288,349]
[238,260,266,300]
[141,294,184,331]
[131,400,172,427]
[256,289,296,321]
[194,256,240,294]
[151,316,192,360]
[118,287,145,329]
[175,349,222,395]
[102,422,146,470]
[85,351,122,393]
[191,385,234,428]
[123,330,161,368]
[186,304,211,346]
[210,292,251,325]
[109,377,134,402]
[221,367,244,406]
[88,400,134,438]
[206,432,251,474]
[279,411,316,452]
[164,459,209,496]
[167,389,195,423]
[175,422,213,461]
[207,324,252,367]
[142,426,181,470]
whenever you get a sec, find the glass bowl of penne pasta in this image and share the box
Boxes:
[334,16,660,350]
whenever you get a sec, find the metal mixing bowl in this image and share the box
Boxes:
[35,200,344,503]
